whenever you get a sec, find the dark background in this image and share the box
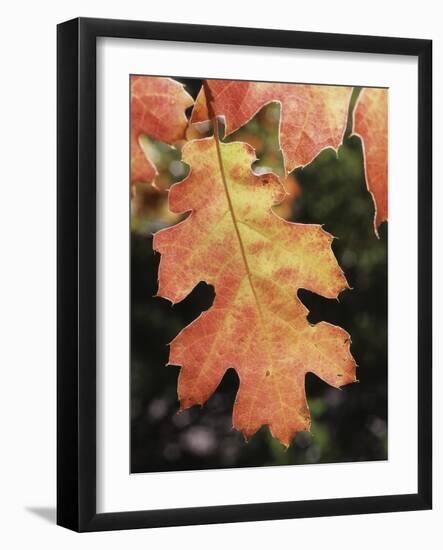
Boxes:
[130,79,387,473]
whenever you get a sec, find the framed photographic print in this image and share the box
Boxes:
[57,17,432,531]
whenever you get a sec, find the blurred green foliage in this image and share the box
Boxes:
[131,80,387,473]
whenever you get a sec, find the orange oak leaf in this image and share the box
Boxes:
[352,88,388,234]
[191,80,353,174]
[153,136,357,447]
[130,76,194,187]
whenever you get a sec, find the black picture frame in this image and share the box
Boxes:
[57,17,432,532]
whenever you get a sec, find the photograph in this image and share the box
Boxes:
[0,3,436,545]
[130,76,389,474]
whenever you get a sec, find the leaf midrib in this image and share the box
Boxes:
[212,137,265,323]
[211,136,291,429]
